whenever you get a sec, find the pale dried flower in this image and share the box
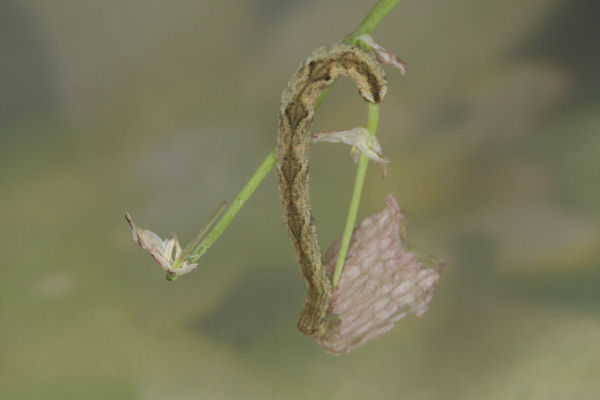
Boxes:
[125,213,198,279]
[312,127,389,165]
[313,194,442,354]
[356,34,408,76]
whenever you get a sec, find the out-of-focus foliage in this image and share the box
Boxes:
[1,0,598,399]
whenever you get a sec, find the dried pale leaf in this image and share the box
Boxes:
[313,195,442,354]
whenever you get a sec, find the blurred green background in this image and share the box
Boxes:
[1,0,599,398]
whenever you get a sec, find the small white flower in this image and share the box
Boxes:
[356,34,408,76]
[312,127,389,165]
[125,213,198,280]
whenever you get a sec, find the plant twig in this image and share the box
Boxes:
[332,103,379,287]
[348,0,400,43]
[332,0,400,286]
[188,148,276,260]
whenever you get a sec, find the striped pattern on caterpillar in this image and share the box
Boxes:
[276,43,387,335]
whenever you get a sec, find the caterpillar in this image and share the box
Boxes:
[276,42,387,335]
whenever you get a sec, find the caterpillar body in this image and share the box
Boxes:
[276,43,387,335]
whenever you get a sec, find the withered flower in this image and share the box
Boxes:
[356,34,408,76]
[312,127,389,166]
[125,213,198,279]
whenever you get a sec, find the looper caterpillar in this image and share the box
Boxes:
[276,43,387,335]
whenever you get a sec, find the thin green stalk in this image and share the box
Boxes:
[189,148,276,259]
[332,103,379,287]
[348,0,400,42]
[331,0,399,286]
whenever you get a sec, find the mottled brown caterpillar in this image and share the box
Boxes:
[276,43,387,335]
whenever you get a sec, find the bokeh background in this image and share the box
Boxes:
[1,0,599,398]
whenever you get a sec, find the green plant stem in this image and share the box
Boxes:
[332,103,379,287]
[331,0,397,286]
[190,148,276,259]
[188,0,399,265]
[348,0,400,42]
